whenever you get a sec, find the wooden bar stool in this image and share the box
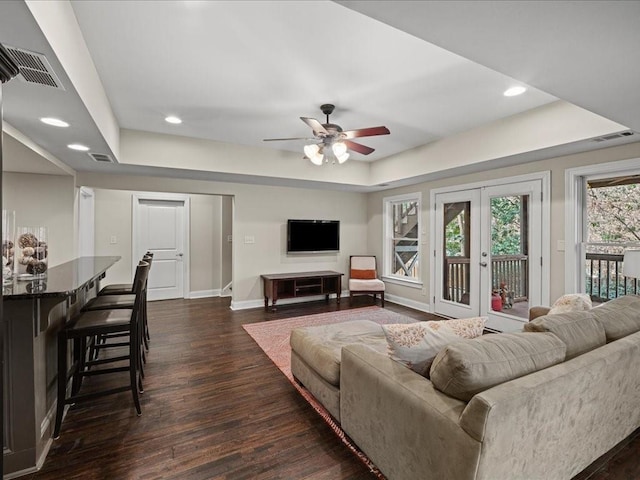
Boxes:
[85,254,152,363]
[97,253,153,347]
[53,261,150,439]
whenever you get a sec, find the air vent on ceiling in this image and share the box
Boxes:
[592,131,634,143]
[4,45,64,90]
[88,152,115,163]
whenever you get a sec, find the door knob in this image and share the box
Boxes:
[480,262,488,267]
[177,253,183,257]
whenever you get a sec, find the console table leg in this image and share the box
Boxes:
[264,297,268,312]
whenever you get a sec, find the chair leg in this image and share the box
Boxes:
[381,292,385,308]
[54,333,68,439]
[130,324,142,414]
[71,337,84,396]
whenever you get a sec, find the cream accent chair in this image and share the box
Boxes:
[349,255,385,307]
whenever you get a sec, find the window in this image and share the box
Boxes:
[566,158,640,299]
[383,192,421,284]
[584,175,640,301]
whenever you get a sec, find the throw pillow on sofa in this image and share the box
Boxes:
[382,317,487,376]
[430,332,566,402]
[548,293,592,315]
[423,317,487,339]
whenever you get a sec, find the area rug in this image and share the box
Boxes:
[243,306,414,479]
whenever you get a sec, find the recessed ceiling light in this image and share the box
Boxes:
[67,143,90,152]
[165,115,182,124]
[504,86,527,97]
[40,117,69,127]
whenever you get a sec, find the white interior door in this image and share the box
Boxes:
[434,179,545,332]
[133,193,190,301]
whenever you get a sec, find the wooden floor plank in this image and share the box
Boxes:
[26,296,639,479]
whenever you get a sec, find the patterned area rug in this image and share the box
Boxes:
[243,306,413,479]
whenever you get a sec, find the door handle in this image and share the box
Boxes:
[480,262,488,267]
[177,253,184,257]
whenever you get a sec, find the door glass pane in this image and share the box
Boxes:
[490,195,529,318]
[391,201,419,278]
[443,201,470,305]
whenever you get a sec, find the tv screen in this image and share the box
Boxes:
[287,219,340,253]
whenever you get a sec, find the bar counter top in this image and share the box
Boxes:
[3,256,121,300]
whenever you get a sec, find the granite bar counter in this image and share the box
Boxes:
[2,256,120,477]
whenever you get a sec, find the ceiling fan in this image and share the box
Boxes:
[263,104,390,165]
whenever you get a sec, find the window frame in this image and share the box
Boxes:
[382,192,422,287]
[565,157,640,293]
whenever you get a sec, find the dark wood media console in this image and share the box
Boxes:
[261,271,343,311]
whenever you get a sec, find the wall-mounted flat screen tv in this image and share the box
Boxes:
[287,219,340,253]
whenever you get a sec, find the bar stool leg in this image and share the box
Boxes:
[130,322,142,415]
[54,333,68,439]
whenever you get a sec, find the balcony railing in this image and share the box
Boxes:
[586,252,639,302]
[444,255,528,303]
[444,252,638,305]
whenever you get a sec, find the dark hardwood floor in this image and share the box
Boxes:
[27,297,640,480]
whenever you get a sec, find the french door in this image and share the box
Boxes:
[434,179,545,332]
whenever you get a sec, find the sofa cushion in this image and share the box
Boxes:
[382,317,486,376]
[430,332,566,402]
[524,311,605,359]
[548,293,592,315]
[348,278,385,291]
[290,319,387,386]
[590,294,640,341]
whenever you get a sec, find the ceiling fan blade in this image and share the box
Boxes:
[263,137,314,142]
[301,117,329,136]
[345,140,375,155]
[341,126,390,139]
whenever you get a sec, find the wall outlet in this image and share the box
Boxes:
[110,235,117,244]
[422,286,427,296]
[227,235,233,243]
[244,235,255,244]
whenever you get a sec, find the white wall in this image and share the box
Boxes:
[367,141,640,308]
[189,193,222,295]
[221,195,233,292]
[2,172,76,268]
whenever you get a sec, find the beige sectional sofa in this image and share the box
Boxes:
[291,295,640,480]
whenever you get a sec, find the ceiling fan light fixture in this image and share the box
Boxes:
[336,151,349,164]
[304,144,324,165]
[332,141,347,157]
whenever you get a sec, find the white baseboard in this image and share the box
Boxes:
[188,289,221,299]
[385,293,431,313]
[231,291,430,313]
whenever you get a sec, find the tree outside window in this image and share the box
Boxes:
[585,178,640,300]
